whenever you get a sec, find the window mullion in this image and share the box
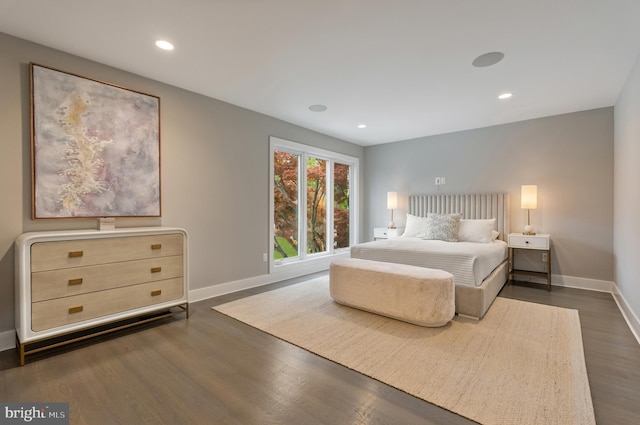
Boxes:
[299,152,308,260]
[326,159,334,254]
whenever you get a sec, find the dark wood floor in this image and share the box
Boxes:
[1,275,639,425]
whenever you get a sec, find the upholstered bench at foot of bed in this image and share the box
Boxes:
[329,258,455,327]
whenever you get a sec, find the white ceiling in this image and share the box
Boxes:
[1,0,640,146]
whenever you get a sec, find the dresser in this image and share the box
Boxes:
[15,227,188,365]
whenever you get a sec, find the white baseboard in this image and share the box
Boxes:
[514,273,613,292]
[611,283,640,346]
[189,252,347,303]
[0,329,15,353]
[550,274,614,292]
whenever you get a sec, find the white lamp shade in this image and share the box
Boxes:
[387,192,398,209]
[521,185,538,209]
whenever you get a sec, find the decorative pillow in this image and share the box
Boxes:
[458,218,496,243]
[402,213,429,238]
[492,230,500,241]
[425,213,462,242]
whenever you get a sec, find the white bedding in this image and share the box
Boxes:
[350,237,508,287]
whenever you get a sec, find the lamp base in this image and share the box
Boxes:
[523,224,535,235]
[388,221,396,229]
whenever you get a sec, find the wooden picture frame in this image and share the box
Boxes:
[30,63,161,219]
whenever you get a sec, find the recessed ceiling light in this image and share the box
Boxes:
[357,124,367,129]
[155,40,174,51]
[472,52,505,68]
[308,104,328,112]
[498,92,513,100]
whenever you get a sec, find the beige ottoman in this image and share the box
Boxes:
[329,258,455,327]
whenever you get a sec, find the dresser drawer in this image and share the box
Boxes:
[31,234,183,272]
[31,255,183,302]
[31,278,184,331]
[508,234,549,249]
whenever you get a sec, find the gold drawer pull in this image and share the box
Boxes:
[151,290,162,296]
[68,306,83,314]
[151,244,162,250]
[151,267,162,273]
[68,251,84,258]
[68,278,83,286]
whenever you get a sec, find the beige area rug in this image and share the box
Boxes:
[212,276,595,425]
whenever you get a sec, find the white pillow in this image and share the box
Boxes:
[425,213,462,242]
[402,213,429,238]
[458,218,496,243]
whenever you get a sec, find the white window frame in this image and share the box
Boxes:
[269,136,358,272]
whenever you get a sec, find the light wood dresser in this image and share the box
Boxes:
[15,227,188,365]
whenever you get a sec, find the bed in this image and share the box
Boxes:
[351,193,510,319]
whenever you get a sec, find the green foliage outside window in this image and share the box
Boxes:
[274,151,350,259]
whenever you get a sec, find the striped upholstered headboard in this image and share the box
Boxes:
[408,193,510,240]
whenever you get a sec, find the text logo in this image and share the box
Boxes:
[1,403,68,424]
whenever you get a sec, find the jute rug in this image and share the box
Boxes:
[212,276,595,425]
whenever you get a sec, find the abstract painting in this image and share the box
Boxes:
[31,63,161,219]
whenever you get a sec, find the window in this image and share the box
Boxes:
[273,150,300,259]
[271,137,358,267]
[306,156,328,255]
[333,162,351,249]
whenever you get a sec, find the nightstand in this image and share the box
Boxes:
[508,233,551,291]
[373,227,404,240]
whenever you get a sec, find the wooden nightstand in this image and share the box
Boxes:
[373,227,404,240]
[508,233,551,291]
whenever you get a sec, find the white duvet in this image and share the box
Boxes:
[350,237,508,287]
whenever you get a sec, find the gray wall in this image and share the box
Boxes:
[0,32,364,335]
[614,54,640,322]
[364,108,615,283]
